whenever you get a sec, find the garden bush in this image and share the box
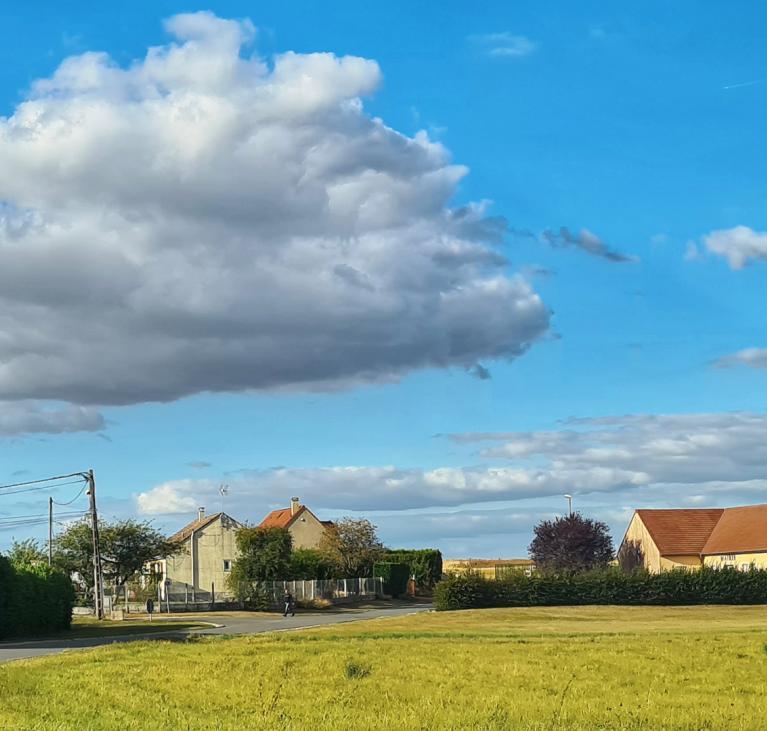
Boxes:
[0,556,75,638]
[434,566,767,611]
[384,549,443,591]
[373,562,410,597]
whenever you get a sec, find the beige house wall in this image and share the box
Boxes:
[289,510,326,549]
[703,552,767,570]
[659,554,702,571]
[165,515,240,597]
[622,513,663,573]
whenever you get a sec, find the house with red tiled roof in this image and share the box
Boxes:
[259,497,332,550]
[620,504,767,573]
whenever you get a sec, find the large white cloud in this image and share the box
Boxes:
[0,11,549,408]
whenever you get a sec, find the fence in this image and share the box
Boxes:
[259,577,384,605]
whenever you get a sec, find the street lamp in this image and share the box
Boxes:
[564,494,573,516]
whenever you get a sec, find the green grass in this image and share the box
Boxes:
[1,606,767,729]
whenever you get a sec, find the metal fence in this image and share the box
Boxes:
[260,577,384,604]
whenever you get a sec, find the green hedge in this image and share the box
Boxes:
[384,549,443,590]
[0,556,75,639]
[434,567,767,611]
[374,562,410,598]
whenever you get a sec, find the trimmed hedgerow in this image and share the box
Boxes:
[373,562,410,598]
[0,556,75,639]
[384,549,443,591]
[434,566,767,611]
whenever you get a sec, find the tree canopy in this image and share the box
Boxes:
[229,526,293,594]
[319,518,385,577]
[528,513,614,572]
[6,539,47,570]
[54,518,177,592]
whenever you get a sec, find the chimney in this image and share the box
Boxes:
[198,507,205,522]
[290,497,301,516]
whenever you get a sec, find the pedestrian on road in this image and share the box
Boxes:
[283,590,295,617]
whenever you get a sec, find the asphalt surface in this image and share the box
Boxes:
[0,603,432,664]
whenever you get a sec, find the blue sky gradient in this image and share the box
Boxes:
[1,2,766,556]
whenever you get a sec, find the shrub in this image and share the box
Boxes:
[289,548,339,580]
[384,549,443,591]
[0,556,75,638]
[373,562,410,597]
[434,566,767,611]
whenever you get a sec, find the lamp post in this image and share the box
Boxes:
[564,494,573,516]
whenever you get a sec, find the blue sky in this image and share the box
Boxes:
[1,2,766,557]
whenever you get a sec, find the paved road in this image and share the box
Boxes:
[0,603,432,664]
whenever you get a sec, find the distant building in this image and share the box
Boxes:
[150,508,242,600]
[443,558,535,578]
[620,504,767,573]
[258,497,333,550]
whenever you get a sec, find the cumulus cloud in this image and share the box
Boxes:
[457,412,767,488]
[0,12,549,408]
[136,462,648,517]
[471,33,538,58]
[132,409,767,554]
[713,348,767,369]
[137,411,767,522]
[703,225,767,269]
[0,401,104,436]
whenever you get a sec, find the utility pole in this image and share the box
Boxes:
[87,469,105,620]
[48,497,53,566]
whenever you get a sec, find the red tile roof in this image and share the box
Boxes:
[702,504,767,555]
[259,505,306,529]
[636,508,724,555]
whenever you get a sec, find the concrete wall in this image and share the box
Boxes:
[289,510,327,549]
[703,552,767,570]
[165,515,240,597]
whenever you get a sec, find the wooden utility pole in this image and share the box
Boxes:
[87,469,105,620]
[48,496,53,566]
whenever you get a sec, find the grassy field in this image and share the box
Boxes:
[1,606,766,729]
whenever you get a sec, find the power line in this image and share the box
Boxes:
[0,510,86,523]
[52,483,89,506]
[0,479,87,498]
[0,472,87,491]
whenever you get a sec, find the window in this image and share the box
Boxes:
[223,559,232,572]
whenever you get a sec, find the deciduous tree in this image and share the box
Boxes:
[319,518,385,577]
[54,519,177,595]
[6,539,47,569]
[528,513,614,572]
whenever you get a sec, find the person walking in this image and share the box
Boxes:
[283,589,295,617]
